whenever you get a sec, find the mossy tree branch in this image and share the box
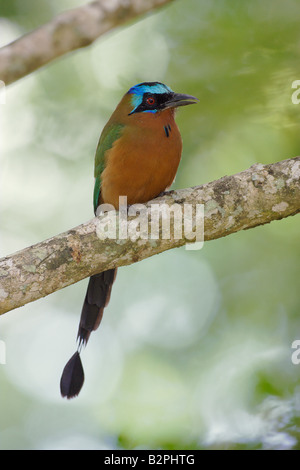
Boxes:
[0,157,299,315]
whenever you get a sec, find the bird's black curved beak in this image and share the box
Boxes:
[163,92,198,109]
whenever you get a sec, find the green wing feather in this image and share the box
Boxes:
[93,123,124,213]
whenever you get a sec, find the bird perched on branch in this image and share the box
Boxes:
[60,81,198,398]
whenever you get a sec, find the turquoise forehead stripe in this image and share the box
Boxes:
[129,83,173,95]
[128,82,173,114]
[130,93,143,112]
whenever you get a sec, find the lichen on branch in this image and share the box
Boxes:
[0,157,299,315]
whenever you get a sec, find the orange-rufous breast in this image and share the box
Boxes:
[100,107,182,209]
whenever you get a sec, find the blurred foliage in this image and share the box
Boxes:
[0,0,300,450]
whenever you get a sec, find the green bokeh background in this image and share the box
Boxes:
[0,0,299,450]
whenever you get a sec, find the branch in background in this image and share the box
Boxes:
[0,0,173,85]
[0,157,299,315]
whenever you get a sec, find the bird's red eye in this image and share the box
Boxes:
[146,96,156,106]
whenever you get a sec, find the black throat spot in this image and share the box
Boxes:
[164,124,171,138]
